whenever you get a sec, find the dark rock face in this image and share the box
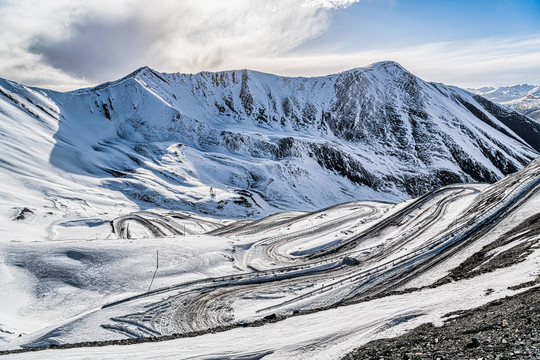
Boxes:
[13,207,34,221]
[308,143,379,189]
[473,95,540,152]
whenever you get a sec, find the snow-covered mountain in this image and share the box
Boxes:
[471,84,540,121]
[1,61,539,227]
[1,61,540,358]
[471,84,536,103]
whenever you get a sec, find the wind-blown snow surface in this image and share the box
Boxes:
[471,84,540,122]
[1,61,539,227]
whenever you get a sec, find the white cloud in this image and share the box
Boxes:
[226,35,540,88]
[0,0,538,90]
[372,36,540,87]
[0,0,343,90]
[302,0,362,9]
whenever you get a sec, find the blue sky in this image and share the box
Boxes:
[0,0,539,90]
[302,0,540,50]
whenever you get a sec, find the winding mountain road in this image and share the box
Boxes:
[13,159,540,348]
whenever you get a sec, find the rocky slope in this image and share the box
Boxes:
[0,61,539,221]
[342,285,539,360]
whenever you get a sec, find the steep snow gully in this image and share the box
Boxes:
[0,62,539,358]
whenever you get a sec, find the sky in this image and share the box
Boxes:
[0,0,539,91]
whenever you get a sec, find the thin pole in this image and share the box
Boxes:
[148,250,159,292]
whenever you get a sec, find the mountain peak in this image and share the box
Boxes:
[130,65,153,76]
[71,66,166,94]
[365,60,407,72]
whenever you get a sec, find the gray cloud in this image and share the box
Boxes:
[29,18,155,81]
[1,0,348,89]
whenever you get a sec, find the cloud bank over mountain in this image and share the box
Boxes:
[1,0,539,90]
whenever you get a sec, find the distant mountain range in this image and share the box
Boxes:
[1,61,539,221]
[470,84,540,121]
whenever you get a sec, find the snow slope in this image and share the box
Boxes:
[4,257,538,360]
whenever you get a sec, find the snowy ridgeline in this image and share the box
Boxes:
[470,84,540,121]
[0,61,539,229]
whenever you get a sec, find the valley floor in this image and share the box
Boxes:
[0,159,539,359]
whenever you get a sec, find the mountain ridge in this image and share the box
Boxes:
[0,62,539,221]
[470,84,540,121]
